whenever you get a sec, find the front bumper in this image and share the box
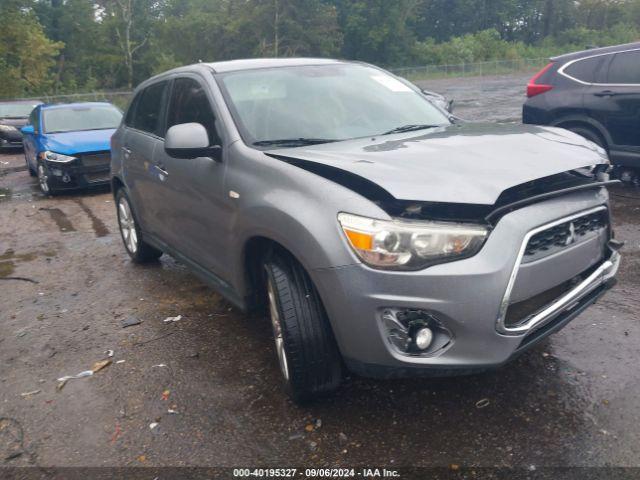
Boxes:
[42,154,111,190]
[312,189,619,378]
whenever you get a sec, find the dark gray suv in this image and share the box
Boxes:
[111,58,620,402]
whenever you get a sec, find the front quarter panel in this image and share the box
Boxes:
[225,142,385,295]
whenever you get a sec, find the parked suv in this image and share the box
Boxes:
[523,42,640,179]
[112,59,620,402]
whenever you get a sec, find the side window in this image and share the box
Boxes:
[124,92,141,127]
[607,51,640,84]
[167,77,220,145]
[132,81,168,136]
[564,56,606,83]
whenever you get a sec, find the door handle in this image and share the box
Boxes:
[594,90,617,97]
[155,163,168,176]
[122,146,131,159]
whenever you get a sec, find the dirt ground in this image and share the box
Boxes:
[1,78,640,475]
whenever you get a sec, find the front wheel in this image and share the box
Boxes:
[263,252,342,403]
[25,152,36,177]
[37,162,54,194]
[116,189,163,263]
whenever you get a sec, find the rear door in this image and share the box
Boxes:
[599,49,640,157]
[152,75,231,279]
[121,81,170,236]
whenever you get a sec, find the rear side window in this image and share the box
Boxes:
[607,51,640,84]
[131,81,168,136]
[167,77,220,144]
[564,56,606,83]
[124,93,140,127]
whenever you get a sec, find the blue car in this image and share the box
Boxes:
[21,102,122,194]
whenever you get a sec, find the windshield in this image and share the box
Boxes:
[42,105,122,134]
[0,103,40,118]
[217,64,450,147]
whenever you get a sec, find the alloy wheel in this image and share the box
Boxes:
[266,275,290,380]
[37,165,49,193]
[118,197,138,254]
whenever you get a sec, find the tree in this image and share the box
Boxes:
[0,2,63,97]
[98,0,164,88]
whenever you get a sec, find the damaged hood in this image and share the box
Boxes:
[266,123,609,205]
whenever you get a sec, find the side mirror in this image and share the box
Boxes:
[21,125,34,135]
[165,122,222,161]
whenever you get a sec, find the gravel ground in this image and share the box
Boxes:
[1,76,640,476]
[416,74,532,122]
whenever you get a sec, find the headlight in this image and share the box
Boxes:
[39,151,77,163]
[0,125,18,132]
[338,212,488,270]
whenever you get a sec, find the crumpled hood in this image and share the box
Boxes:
[42,129,116,155]
[266,123,609,205]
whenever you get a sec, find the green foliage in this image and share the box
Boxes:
[0,2,63,97]
[1,0,639,98]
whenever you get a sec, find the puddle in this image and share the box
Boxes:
[39,207,76,232]
[73,198,110,237]
[0,187,11,202]
[0,261,15,278]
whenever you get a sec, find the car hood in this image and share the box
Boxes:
[0,117,28,128]
[266,123,609,206]
[42,129,116,155]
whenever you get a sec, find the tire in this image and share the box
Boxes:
[568,125,606,150]
[37,162,55,194]
[263,251,342,402]
[25,152,36,177]
[115,189,163,263]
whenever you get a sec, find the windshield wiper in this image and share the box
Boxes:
[253,138,338,147]
[381,124,442,135]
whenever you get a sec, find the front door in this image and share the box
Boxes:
[153,75,232,281]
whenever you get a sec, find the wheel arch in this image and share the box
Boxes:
[551,115,612,148]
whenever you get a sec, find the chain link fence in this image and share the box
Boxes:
[390,57,548,81]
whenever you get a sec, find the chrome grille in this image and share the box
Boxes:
[524,210,608,258]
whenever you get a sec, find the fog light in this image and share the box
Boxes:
[414,327,433,350]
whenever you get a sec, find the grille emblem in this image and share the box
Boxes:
[565,222,577,246]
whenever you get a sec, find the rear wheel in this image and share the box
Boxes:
[116,189,162,263]
[263,251,342,403]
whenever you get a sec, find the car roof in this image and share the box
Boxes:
[40,102,115,111]
[205,57,347,73]
[551,41,640,63]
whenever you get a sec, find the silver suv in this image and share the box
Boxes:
[111,58,621,402]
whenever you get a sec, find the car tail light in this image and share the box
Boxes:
[527,63,555,98]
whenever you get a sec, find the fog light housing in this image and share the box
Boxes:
[381,309,452,356]
[414,327,433,350]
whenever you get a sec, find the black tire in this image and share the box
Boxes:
[115,188,162,263]
[25,152,36,177]
[263,251,342,403]
[568,125,607,150]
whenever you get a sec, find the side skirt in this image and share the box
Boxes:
[143,231,249,312]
